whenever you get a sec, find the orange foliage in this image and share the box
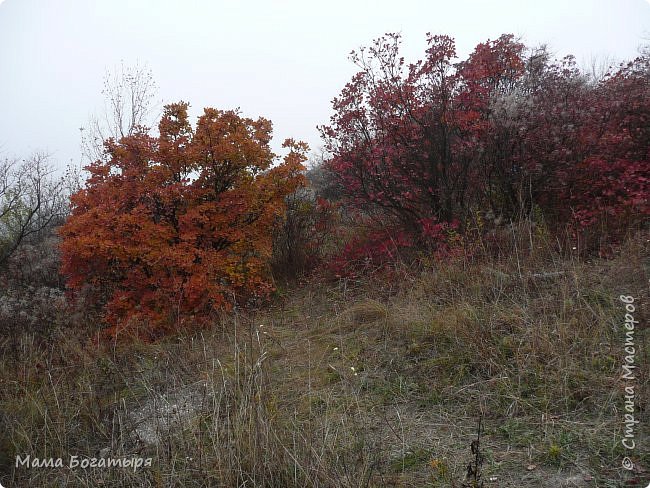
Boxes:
[60,102,307,338]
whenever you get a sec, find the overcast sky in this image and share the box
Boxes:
[1,0,649,170]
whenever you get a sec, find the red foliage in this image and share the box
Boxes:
[320,33,527,237]
[60,103,307,338]
[568,60,649,251]
[321,33,649,259]
[329,217,461,278]
[513,54,650,252]
[328,228,413,278]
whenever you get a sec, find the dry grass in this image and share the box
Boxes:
[1,227,648,487]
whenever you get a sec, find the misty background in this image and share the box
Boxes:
[1,0,649,170]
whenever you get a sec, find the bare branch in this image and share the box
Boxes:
[0,153,67,266]
[81,62,159,164]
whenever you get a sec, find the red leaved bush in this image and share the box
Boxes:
[566,59,649,252]
[321,33,649,260]
[60,102,307,338]
[329,217,461,278]
[329,228,413,278]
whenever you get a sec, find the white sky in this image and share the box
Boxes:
[1,0,649,170]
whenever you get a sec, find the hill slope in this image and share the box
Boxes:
[1,234,649,487]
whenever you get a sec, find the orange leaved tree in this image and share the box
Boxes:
[60,102,307,337]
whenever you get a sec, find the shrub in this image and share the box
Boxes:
[60,102,307,338]
[271,189,338,280]
[321,33,649,260]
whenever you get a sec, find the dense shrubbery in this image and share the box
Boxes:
[3,33,647,339]
[320,33,649,263]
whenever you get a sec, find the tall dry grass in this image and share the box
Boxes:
[1,222,648,486]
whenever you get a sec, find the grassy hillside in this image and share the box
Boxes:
[1,229,648,487]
